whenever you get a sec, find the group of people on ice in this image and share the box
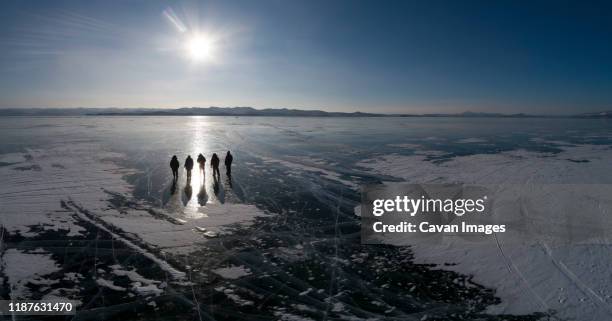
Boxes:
[169,151,233,181]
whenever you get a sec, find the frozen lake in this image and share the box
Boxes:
[1,116,611,320]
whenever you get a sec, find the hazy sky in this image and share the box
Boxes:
[1,0,611,114]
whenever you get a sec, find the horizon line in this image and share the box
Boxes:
[0,106,610,117]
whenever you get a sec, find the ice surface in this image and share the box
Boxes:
[456,137,488,143]
[358,144,612,320]
[212,265,252,279]
[386,143,422,149]
[2,249,61,298]
[261,156,359,189]
[96,278,127,292]
[1,116,609,320]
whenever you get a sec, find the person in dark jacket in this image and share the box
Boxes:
[210,153,220,179]
[224,151,233,176]
[184,155,194,180]
[197,153,206,172]
[170,155,180,180]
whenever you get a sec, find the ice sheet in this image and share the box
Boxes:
[358,144,612,319]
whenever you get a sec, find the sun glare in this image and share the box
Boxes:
[185,34,215,62]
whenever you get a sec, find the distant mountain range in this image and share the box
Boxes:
[0,107,610,118]
[572,111,612,118]
[95,107,382,117]
[0,107,380,117]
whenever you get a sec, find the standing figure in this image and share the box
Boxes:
[211,153,220,179]
[170,155,180,180]
[197,153,206,172]
[224,151,233,176]
[184,155,194,180]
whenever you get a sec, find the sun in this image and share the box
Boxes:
[185,33,215,62]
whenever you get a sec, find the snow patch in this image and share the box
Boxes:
[261,156,358,189]
[2,249,61,298]
[213,265,252,279]
[96,278,126,292]
[358,144,612,320]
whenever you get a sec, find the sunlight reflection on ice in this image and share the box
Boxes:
[169,116,232,220]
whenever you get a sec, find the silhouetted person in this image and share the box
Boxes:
[185,155,194,180]
[170,155,180,180]
[197,153,206,172]
[211,153,220,178]
[224,151,233,176]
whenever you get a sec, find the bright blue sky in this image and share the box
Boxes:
[1,0,611,114]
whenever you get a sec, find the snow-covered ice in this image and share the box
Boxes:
[358,144,612,320]
[2,249,61,299]
[212,265,252,279]
[1,116,609,320]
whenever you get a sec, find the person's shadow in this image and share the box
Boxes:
[170,179,177,195]
[213,174,220,195]
[226,172,233,189]
[197,176,208,206]
[212,174,225,204]
[182,177,192,206]
[163,178,178,207]
[163,177,183,214]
